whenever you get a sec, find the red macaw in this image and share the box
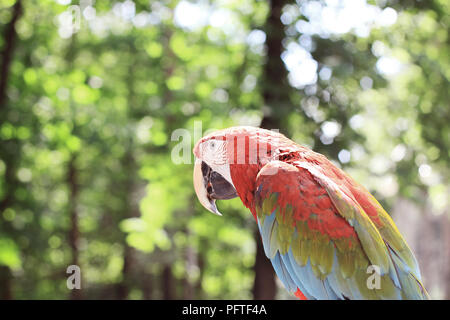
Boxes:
[193,126,429,300]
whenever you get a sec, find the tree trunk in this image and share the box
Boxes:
[252,230,276,299]
[195,251,205,299]
[0,266,12,300]
[116,53,142,299]
[116,157,138,300]
[260,0,291,131]
[253,0,293,300]
[117,244,135,299]
[162,264,176,300]
[0,1,23,300]
[142,272,153,300]
[0,0,22,109]
[182,244,195,299]
[0,0,23,218]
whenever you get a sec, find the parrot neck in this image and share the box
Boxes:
[229,163,263,220]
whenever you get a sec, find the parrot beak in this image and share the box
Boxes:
[193,158,237,216]
[194,158,222,216]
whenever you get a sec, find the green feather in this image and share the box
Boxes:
[276,205,295,254]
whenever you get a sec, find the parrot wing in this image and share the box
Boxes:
[253,160,429,300]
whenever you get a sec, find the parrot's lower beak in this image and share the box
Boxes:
[193,158,237,216]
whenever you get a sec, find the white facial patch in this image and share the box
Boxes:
[200,139,234,188]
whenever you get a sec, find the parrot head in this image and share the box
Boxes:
[192,126,293,216]
[192,128,238,216]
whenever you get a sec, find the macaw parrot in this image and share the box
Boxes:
[192,126,429,300]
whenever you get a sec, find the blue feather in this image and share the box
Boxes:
[271,252,297,293]
[259,211,277,259]
[280,251,315,299]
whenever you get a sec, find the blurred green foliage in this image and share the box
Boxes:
[0,0,448,299]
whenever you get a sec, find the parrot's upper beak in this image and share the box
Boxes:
[193,158,237,216]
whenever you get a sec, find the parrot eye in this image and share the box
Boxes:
[209,140,216,150]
